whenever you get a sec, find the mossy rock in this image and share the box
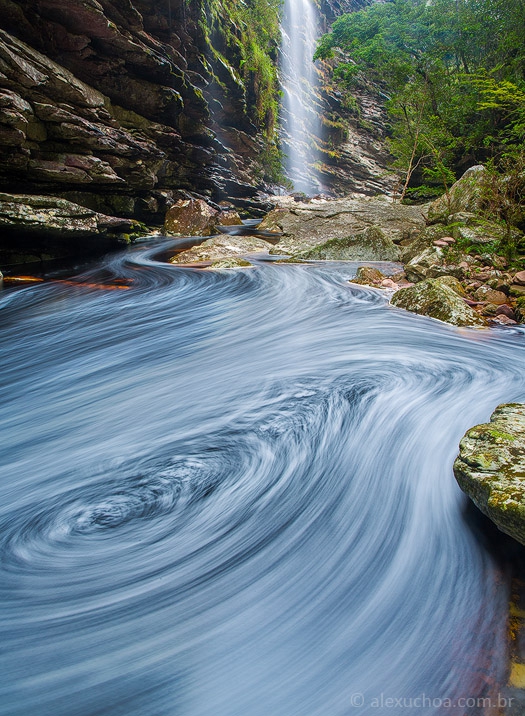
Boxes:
[206,258,251,269]
[390,278,485,326]
[351,265,386,286]
[292,226,400,262]
[427,165,486,225]
[433,275,467,297]
[454,404,525,545]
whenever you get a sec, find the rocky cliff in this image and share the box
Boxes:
[0,0,278,228]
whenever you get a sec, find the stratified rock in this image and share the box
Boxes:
[427,165,486,224]
[169,235,272,264]
[164,199,219,236]
[0,194,138,243]
[258,196,426,256]
[390,278,486,326]
[292,226,400,262]
[454,404,525,546]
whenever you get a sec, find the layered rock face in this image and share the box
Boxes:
[0,0,264,228]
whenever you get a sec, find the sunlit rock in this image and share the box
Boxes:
[390,278,486,326]
[169,235,272,265]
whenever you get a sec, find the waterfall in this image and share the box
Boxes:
[280,0,322,194]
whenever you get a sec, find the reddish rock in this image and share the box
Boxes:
[164,199,219,237]
[473,285,508,305]
[218,210,242,226]
[441,236,455,244]
[492,315,518,326]
[433,239,448,247]
[381,278,398,289]
[495,305,516,320]
[514,270,525,286]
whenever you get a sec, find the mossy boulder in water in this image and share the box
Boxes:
[390,278,486,326]
[291,226,400,262]
[454,404,525,545]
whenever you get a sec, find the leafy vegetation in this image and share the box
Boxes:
[202,0,281,137]
[315,0,525,201]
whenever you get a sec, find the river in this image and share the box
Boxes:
[1,241,524,715]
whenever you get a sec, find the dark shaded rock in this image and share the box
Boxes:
[390,278,486,326]
[454,404,525,546]
[0,192,141,264]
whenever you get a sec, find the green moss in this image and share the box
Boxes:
[201,0,281,139]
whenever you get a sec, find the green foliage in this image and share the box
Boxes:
[202,0,282,138]
[316,0,525,191]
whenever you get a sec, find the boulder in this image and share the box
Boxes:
[258,196,426,256]
[169,235,272,265]
[164,199,219,237]
[433,275,467,297]
[513,270,525,286]
[218,210,243,226]
[351,266,386,286]
[427,165,486,224]
[390,278,486,326]
[291,226,400,262]
[454,404,525,545]
[473,285,508,305]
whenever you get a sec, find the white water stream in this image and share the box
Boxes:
[280,0,322,193]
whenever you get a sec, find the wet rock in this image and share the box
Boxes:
[390,278,486,326]
[259,196,426,256]
[454,403,525,545]
[164,199,219,237]
[169,235,272,265]
[292,226,400,262]
[427,165,486,224]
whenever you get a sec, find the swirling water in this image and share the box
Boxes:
[1,242,524,716]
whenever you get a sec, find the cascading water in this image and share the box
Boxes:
[280,0,322,194]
